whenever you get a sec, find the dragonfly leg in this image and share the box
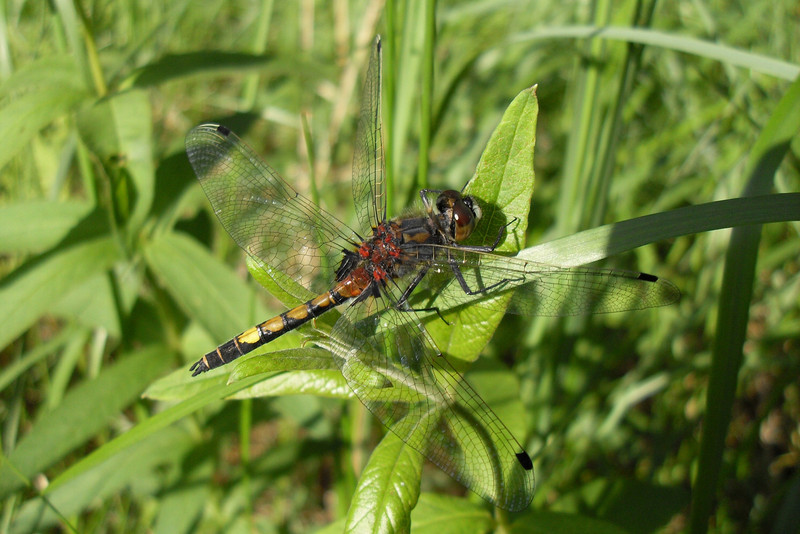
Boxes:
[396,266,428,306]
[455,217,519,253]
[448,259,523,296]
[419,189,444,211]
[394,266,452,325]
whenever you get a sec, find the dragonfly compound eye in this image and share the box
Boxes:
[451,197,478,242]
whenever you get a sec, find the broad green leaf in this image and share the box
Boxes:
[0,201,92,253]
[464,86,537,251]
[0,346,172,499]
[0,236,120,350]
[76,90,154,231]
[229,368,350,399]
[427,85,538,362]
[226,347,352,400]
[144,333,311,400]
[144,231,270,343]
[409,494,492,534]
[345,432,423,534]
[142,364,230,401]
[229,347,338,376]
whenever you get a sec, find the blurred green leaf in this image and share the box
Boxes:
[152,463,212,534]
[0,236,120,350]
[144,231,269,342]
[76,90,154,230]
[0,201,92,253]
[50,271,124,336]
[508,510,629,534]
[46,370,266,494]
[0,346,172,499]
[0,57,88,170]
[408,494,493,533]
[588,478,689,533]
[0,55,83,98]
[9,426,197,534]
[466,361,527,443]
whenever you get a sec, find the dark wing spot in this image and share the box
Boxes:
[638,272,658,283]
[516,451,533,470]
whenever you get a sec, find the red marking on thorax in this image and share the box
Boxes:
[356,223,403,282]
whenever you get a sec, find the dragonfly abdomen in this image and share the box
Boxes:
[190,280,361,376]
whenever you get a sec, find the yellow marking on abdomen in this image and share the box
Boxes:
[238,326,262,344]
[285,304,310,321]
[260,316,284,332]
[311,292,335,308]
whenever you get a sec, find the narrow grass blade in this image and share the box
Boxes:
[689,75,800,534]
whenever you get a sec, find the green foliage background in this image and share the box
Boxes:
[1,1,799,533]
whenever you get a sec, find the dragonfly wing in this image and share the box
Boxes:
[412,245,681,317]
[327,284,535,512]
[352,36,386,230]
[185,124,359,296]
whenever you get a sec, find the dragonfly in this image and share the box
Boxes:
[185,36,680,512]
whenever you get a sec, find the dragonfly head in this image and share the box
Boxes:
[436,190,482,243]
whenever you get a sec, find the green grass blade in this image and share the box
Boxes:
[391,0,426,207]
[522,193,800,267]
[510,26,800,80]
[415,1,436,190]
[689,74,800,534]
[122,52,325,89]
